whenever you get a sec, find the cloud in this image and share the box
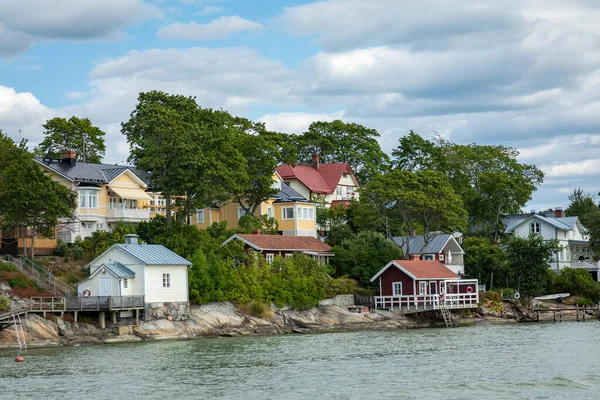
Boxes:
[0,0,161,57]
[197,6,224,15]
[157,16,263,41]
[259,111,344,134]
[0,86,53,145]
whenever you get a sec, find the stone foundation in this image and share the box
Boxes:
[145,302,190,321]
[318,294,355,307]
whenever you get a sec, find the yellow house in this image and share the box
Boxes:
[35,150,154,243]
[192,172,318,237]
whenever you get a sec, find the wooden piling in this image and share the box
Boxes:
[553,310,556,322]
[576,304,579,322]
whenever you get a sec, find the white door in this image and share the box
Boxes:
[99,277,112,296]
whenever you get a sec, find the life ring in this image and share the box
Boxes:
[467,286,473,293]
[83,290,91,297]
[513,292,520,300]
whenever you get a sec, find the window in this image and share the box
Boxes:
[267,207,274,218]
[419,281,427,294]
[530,221,541,234]
[122,279,128,289]
[343,173,348,178]
[78,190,86,208]
[88,190,97,208]
[162,273,171,288]
[297,207,315,220]
[440,281,445,295]
[266,253,274,264]
[308,208,314,220]
[96,223,104,231]
[336,186,343,195]
[285,253,293,258]
[282,207,294,220]
[423,254,434,260]
[439,254,445,261]
[238,207,246,221]
[109,197,116,209]
[126,199,137,209]
[81,222,94,230]
[392,282,403,296]
[196,209,204,224]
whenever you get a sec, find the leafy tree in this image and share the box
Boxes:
[35,117,106,163]
[358,170,468,255]
[391,132,544,242]
[565,188,599,228]
[294,120,390,183]
[237,214,279,235]
[122,91,246,225]
[0,131,77,259]
[80,224,136,259]
[548,268,600,303]
[463,237,509,289]
[324,223,354,247]
[505,234,560,298]
[331,231,403,285]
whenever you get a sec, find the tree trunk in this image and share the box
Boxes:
[20,226,27,258]
[166,193,172,225]
[30,229,35,261]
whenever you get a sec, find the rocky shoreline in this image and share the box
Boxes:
[0,300,535,349]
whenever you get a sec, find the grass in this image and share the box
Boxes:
[241,301,275,321]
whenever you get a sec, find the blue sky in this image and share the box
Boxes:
[2,0,600,212]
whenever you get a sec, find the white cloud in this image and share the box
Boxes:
[197,6,224,16]
[259,111,344,134]
[0,86,53,145]
[157,16,263,41]
[0,0,161,57]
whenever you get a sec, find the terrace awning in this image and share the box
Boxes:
[108,186,153,200]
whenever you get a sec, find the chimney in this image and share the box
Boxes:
[555,207,564,218]
[409,254,420,261]
[311,154,320,170]
[62,149,77,166]
[124,234,139,245]
[251,229,261,235]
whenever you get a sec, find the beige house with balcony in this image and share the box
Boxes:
[36,150,153,243]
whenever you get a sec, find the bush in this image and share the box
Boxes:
[0,261,17,272]
[549,268,600,303]
[242,301,274,320]
[54,240,69,257]
[72,245,84,260]
[0,296,9,311]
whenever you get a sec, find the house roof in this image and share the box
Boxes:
[503,214,579,233]
[275,162,356,194]
[113,244,192,266]
[391,234,462,255]
[35,158,150,186]
[273,183,310,203]
[102,261,136,278]
[225,234,333,254]
[370,260,458,282]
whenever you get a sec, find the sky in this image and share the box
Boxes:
[1,0,599,212]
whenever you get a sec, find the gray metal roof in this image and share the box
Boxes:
[503,214,576,233]
[102,261,135,278]
[391,234,452,255]
[35,158,150,185]
[114,244,192,266]
[273,182,310,203]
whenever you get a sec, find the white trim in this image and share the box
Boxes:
[265,253,275,264]
[392,282,403,296]
[108,169,148,188]
[419,281,427,295]
[370,261,458,282]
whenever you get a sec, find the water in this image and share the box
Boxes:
[1,322,599,399]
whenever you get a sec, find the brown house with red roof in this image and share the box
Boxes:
[223,232,334,264]
[370,260,479,311]
[275,155,359,207]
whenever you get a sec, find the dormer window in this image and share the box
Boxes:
[530,221,541,234]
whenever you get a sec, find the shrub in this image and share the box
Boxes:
[485,291,503,303]
[0,261,17,272]
[62,313,74,323]
[54,240,69,257]
[72,245,84,260]
[0,296,9,311]
[242,301,274,320]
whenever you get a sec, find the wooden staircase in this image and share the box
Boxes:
[4,255,77,297]
[439,303,453,327]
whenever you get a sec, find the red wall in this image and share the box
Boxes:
[379,265,415,296]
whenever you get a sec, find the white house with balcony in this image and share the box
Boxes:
[504,208,600,280]
[275,155,360,208]
[36,151,153,243]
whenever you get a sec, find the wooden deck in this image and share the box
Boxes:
[29,296,145,312]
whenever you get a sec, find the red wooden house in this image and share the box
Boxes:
[370,260,478,311]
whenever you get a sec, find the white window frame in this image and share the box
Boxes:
[530,221,541,234]
[439,254,445,261]
[440,281,446,295]
[122,278,128,289]
[78,190,86,208]
[162,273,171,288]
[266,253,274,264]
[392,282,403,296]
[423,254,434,260]
[267,206,274,218]
[282,207,294,220]
[87,190,98,209]
[285,253,293,258]
[336,186,343,195]
[196,209,205,224]
[419,281,427,295]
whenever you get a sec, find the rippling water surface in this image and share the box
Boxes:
[1,322,600,399]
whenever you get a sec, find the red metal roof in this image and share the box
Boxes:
[236,234,333,254]
[275,162,356,194]
[393,260,458,279]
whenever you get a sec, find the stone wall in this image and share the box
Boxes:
[318,294,355,307]
[145,302,190,321]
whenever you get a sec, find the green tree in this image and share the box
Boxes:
[122,91,247,225]
[35,116,106,163]
[237,214,279,235]
[505,234,559,298]
[294,120,390,183]
[565,188,599,228]
[358,170,468,254]
[391,132,544,242]
[549,268,600,303]
[462,237,509,289]
[0,131,77,259]
[331,231,403,285]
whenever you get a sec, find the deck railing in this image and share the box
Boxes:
[6,255,77,297]
[30,296,145,311]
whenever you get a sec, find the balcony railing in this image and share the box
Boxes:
[107,208,150,220]
[29,296,145,311]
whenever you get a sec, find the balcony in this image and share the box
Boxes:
[107,208,150,222]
